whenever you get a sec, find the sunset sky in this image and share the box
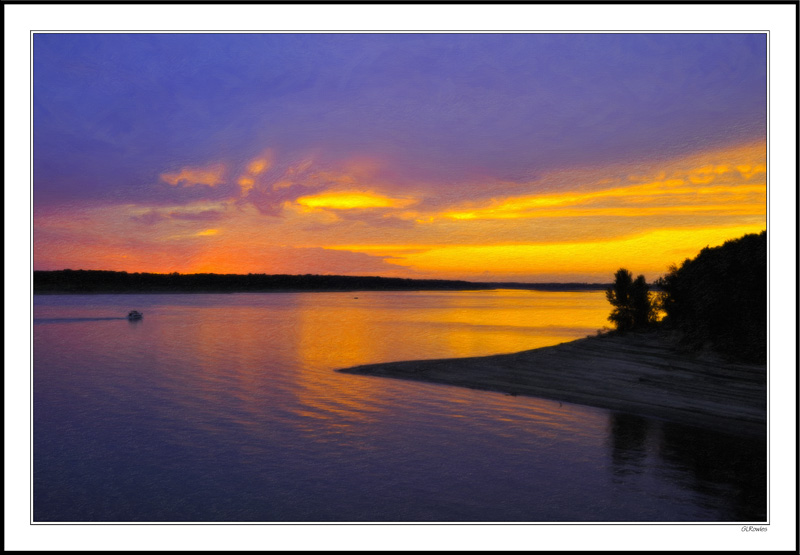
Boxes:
[33,32,767,282]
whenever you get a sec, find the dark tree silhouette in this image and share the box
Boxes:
[606,269,635,331]
[606,269,654,332]
[655,230,766,362]
[630,274,656,329]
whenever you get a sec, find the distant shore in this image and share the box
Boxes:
[338,331,766,438]
[33,269,609,295]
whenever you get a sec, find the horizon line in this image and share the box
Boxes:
[32,269,612,286]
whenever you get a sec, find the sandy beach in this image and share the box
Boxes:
[338,331,767,438]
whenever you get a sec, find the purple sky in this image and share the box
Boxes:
[34,33,765,210]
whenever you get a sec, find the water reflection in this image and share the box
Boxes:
[34,317,127,324]
[285,290,613,436]
[659,423,766,521]
[609,413,651,478]
[607,412,766,521]
[33,292,765,522]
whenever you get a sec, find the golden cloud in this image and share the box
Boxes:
[296,191,417,211]
[371,225,766,280]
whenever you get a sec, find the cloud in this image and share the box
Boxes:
[247,184,317,217]
[296,191,416,210]
[237,153,415,218]
[129,209,166,225]
[169,208,224,222]
[160,163,226,187]
[247,158,271,175]
[736,164,766,179]
[235,151,275,195]
[439,182,765,221]
[35,135,766,282]
[369,224,767,282]
[130,206,225,225]
[432,141,766,223]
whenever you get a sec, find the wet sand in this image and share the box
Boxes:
[338,331,766,437]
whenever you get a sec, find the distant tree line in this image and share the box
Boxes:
[33,269,609,294]
[606,231,766,363]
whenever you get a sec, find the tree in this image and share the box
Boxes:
[654,231,766,362]
[606,268,654,332]
[630,274,656,329]
[606,268,635,331]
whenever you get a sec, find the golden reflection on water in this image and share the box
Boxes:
[286,290,611,430]
[292,290,610,367]
[33,292,764,521]
[290,295,396,432]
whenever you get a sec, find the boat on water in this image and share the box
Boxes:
[127,310,143,320]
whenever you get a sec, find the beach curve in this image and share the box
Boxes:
[337,331,766,438]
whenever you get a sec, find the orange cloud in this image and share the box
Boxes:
[439,141,765,223]
[238,177,255,195]
[160,163,226,187]
[35,139,768,283]
[736,164,767,179]
[441,182,764,221]
[237,151,275,194]
[247,159,269,175]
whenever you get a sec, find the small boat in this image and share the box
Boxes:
[127,310,143,320]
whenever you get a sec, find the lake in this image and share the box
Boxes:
[32,290,766,522]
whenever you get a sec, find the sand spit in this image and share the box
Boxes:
[338,332,766,438]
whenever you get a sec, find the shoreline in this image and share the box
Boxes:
[33,270,608,295]
[338,331,766,438]
[31,288,600,295]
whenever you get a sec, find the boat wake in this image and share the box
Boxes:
[34,317,129,324]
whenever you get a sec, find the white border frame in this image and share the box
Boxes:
[6,3,797,551]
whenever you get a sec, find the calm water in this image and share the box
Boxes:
[33,290,766,522]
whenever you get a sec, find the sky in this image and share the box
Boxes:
[33,32,767,282]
